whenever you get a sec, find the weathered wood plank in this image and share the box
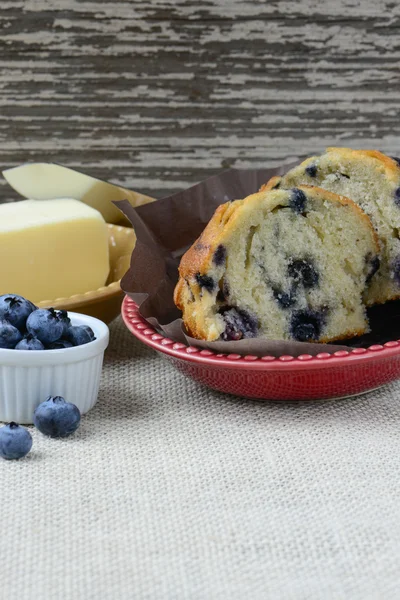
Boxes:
[0,0,399,201]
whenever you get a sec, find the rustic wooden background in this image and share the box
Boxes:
[0,0,399,201]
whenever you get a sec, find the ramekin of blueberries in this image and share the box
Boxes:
[0,294,109,425]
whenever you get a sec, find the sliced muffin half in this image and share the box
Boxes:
[174,186,379,343]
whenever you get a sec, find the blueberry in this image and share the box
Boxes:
[193,241,208,251]
[391,256,400,285]
[219,306,258,341]
[289,188,307,214]
[273,287,297,308]
[195,273,215,293]
[56,310,71,336]
[365,254,380,283]
[394,188,400,208]
[185,279,195,303]
[292,322,317,342]
[66,325,95,346]
[15,334,45,350]
[216,278,230,303]
[0,320,23,349]
[290,309,324,342]
[305,164,317,177]
[223,279,230,298]
[33,396,81,438]
[46,339,74,350]
[288,258,319,288]
[213,245,226,266]
[0,422,32,460]
[26,308,64,344]
[0,295,36,330]
[217,290,225,303]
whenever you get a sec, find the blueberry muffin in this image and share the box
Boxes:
[262,148,400,305]
[174,186,379,343]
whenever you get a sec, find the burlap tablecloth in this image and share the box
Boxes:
[3,316,400,599]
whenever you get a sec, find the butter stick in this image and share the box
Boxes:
[0,198,109,303]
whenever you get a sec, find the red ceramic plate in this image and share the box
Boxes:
[122,296,400,400]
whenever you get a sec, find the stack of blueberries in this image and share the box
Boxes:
[0,294,95,350]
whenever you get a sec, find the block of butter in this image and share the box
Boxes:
[0,198,110,303]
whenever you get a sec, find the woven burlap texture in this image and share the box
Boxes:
[2,317,400,600]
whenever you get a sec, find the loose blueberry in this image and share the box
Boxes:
[273,287,297,308]
[219,306,258,341]
[365,254,380,283]
[0,422,32,460]
[289,188,307,214]
[66,325,95,346]
[56,310,71,336]
[288,258,319,288]
[33,396,81,438]
[213,245,227,266]
[290,309,324,342]
[195,273,215,293]
[15,334,45,350]
[0,294,36,330]
[0,320,23,349]
[26,308,64,345]
[305,164,317,177]
[394,188,400,208]
[46,339,74,350]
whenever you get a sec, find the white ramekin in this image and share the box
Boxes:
[0,312,109,424]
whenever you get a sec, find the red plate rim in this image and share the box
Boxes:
[121,296,400,370]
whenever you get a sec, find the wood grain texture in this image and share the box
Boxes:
[0,0,399,201]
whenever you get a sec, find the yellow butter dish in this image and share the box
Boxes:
[2,163,152,322]
[3,163,154,224]
[37,224,136,323]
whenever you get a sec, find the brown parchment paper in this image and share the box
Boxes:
[117,166,400,357]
